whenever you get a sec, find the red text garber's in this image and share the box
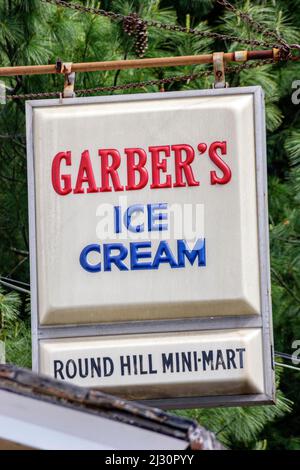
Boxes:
[51,141,232,195]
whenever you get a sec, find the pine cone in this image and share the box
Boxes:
[136,22,148,57]
[123,13,148,57]
[122,13,138,36]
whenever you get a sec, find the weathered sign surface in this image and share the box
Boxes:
[26,87,274,408]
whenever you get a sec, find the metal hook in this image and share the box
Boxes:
[56,60,76,98]
[213,52,228,89]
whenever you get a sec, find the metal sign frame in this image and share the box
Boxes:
[26,86,275,409]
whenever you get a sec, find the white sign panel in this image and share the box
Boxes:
[40,329,264,399]
[26,87,274,408]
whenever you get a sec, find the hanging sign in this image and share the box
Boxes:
[26,87,274,408]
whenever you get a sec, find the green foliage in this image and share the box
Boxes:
[5,318,31,368]
[177,368,292,449]
[0,0,300,449]
[0,287,21,338]
[0,288,31,367]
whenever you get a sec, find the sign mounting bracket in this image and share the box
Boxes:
[213,52,228,89]
[56,60,76,98]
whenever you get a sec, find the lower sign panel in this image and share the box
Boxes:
[40,329,264,400]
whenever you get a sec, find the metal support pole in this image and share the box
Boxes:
[0,49,279,78]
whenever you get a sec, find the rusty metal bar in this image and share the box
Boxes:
[0,50,278,77]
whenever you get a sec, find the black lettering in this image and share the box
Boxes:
[226,349,237,369]
[175,352,180,372]
[91,357,102,378]
[193,351,199,371]
[215,349,226,370]
[148,354,158,374]
[78,358,89,378]
[162,353,174,373]
[182,352,192,372]
[139,355,148,375]
[133,355,138,375]
[120,355,131,376]
[202,350,214,371]
[103,357,114,376]
[66,359,77,379]
[54,360,64,380]
[236,348,246,368]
